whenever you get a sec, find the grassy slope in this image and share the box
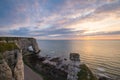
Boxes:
[77,64,98,80]
[0,42,18,52]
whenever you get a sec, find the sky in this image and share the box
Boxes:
[0,0,120,40]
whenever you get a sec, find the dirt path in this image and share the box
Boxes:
[24,65,43,80]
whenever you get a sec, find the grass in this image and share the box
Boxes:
[0,42,19,62]
[0,53,3,59]
[0,37,33,42]
[77,64,98,80]
[0,42,18,53]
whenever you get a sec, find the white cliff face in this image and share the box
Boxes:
[31,38,40,53]
[0,50,24,80]
[14,50,24,80]
[0,59,12,80]
[16,38,40,54]
[0,37,40,80]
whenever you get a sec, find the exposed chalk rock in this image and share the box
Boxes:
[14,50,24,80]
[0,59,12,80]
[15,38,40,54]
[0,49,24,80]
[0,37,41,80]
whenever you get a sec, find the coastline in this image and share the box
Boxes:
[0,37,114,80]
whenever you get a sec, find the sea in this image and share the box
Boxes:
[37,40,120,80]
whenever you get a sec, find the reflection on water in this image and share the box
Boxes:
[38,40,120,79]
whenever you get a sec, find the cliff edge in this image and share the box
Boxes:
[0,42,24,80]
[0,37,40,80]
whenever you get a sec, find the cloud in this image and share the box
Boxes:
[95,0,120,13]
[32,28,86,36]
[0,0,120,39]
[84,31,120,36]
[9,27,31,36]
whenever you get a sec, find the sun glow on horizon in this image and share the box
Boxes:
[78,35,120,40]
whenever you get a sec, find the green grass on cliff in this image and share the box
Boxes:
[0,37,33,42]
[77,64,98,80]
[0,53,3,60]
[0,42,18,53]
[0,42,18,61]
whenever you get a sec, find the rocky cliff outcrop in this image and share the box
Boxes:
[0,37,40,80]
[15,38,40,54]
[0,49,24,80]
[0,59,12,80]
[0,37,40,54]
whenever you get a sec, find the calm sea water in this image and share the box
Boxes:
[37,40,120,79]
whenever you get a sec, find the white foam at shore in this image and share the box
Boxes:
[97,67,106,72]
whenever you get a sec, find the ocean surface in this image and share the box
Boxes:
[37,40,120,79]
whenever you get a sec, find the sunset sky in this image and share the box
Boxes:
[0,0,120,40]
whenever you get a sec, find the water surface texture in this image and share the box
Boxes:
[38,40,120,79]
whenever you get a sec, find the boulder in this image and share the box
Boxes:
[70,53,80,61]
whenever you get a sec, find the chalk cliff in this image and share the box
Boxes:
[0,49,24,80]
[0,37,40,80]
[15,38,40,54]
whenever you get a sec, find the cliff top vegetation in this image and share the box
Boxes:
[0,42,19,60]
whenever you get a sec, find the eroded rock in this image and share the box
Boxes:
[0,50,24,80]
[0,37,40,80]
[0,59,12,80]
[16,38,40,54]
